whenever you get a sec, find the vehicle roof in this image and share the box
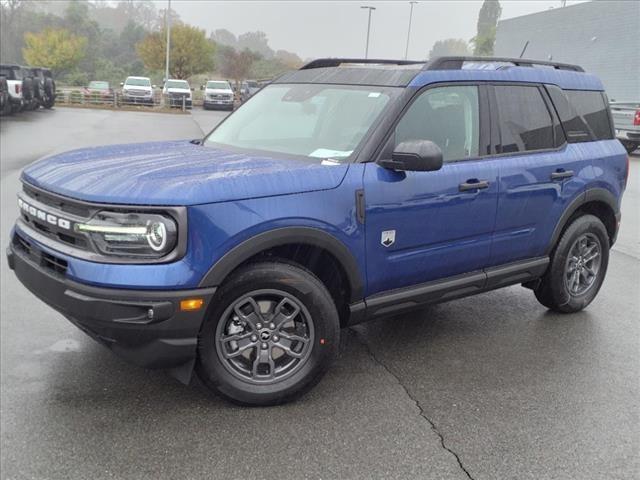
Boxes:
[275,56,604,91]
[0,64,21,69]
[166,79,189,82]
[125,76,151,80]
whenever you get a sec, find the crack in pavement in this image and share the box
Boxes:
[349,328,475,480]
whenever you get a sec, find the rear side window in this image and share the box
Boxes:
[494,85,555,153]
[566,90,613,140]
[546,87,613,142]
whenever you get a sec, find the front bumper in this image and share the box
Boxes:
[616,129,640,142]
[204,99,234,109]
[167,96,192,108]
[7,235,216,372]
[122,94,154,104]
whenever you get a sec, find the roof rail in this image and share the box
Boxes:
[300,58,424,70]
[425,56,584,72]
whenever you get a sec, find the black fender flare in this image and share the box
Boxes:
[198,227,365,302]
[545,187,619,254]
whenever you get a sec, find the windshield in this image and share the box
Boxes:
[89,81,109,89]
[0,67,17,79]
[205,84,395,160]
[125,77,150,87]
[166,80,189,89]
[207,81,231,90]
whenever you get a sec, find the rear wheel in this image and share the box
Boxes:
[196,261,340,406]
[534,214,609,313]
[1,94,11,116]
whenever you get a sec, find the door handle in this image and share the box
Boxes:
[459,179,490,192]
[550,169,574,180]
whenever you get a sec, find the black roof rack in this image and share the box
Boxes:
[425,56,584,72]
[300,58,424,70]
[300,56,584,73]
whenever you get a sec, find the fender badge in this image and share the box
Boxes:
[381,230,396,248]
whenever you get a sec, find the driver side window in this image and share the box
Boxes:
[395,85,480,162]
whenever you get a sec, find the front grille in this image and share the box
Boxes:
[209,94,232,100]
[20,184,90,251]
[23,184,90,217]
[126,89,148,96]
[13,233,68,276]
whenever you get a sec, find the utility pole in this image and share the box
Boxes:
[404,1,417,59]
[164,0,171,83]
[361,6,376,59]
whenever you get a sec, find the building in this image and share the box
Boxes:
[494,0,639,101]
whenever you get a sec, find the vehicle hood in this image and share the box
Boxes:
[124,85,151,91]
[21,140,349,206]
[206,88,233,95]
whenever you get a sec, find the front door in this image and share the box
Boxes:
[364,84,499,296]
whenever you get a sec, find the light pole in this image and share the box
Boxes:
[404,1,417,59]
[164,0,171,83]
[361,6,376,59]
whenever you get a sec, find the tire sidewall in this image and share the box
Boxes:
[197,262,339,405]
[544,214,610,312]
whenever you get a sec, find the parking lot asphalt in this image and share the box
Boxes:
[1,107,638,480]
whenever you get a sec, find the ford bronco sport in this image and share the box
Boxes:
[7,57,628,406]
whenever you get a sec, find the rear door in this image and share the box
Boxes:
[489,83,592,266]
[364,84,499,296]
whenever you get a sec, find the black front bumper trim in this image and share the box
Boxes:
[7,241,217,371]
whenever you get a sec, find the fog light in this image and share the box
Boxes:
[180,298,204,311]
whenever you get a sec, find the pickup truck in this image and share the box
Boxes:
[610,101,640,153]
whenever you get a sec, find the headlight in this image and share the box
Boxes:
[75,211,177,258]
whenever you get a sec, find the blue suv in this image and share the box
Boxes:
[7,57,628,405]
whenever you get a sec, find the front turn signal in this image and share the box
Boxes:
[180,298,204,312]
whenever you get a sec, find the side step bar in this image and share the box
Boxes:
[348,257,549,325]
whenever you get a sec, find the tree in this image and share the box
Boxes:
[428,39,471,59]
[137,23,215,79]
[218,46,260,87]
[237,31,273,58]
[210,28,237,48]
[22,28,86,77]
[274,50,303,69]
[471,0,502,56]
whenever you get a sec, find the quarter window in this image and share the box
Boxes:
[565,90,613,140]
[395,86,480,162]
[495,85,555,153]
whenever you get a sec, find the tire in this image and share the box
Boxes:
[196,261,340,406]
[621,140,638,154]
[534,214,609,313]
[1,94,11,116]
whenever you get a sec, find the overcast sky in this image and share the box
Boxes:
[166,0,589,60]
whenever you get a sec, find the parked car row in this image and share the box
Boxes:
[4,72,271,113]
[0,64,55,115]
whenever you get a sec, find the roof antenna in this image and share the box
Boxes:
[519,40,530,58]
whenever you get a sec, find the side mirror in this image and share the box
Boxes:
[120,82,124,86]
[379,140,443,172]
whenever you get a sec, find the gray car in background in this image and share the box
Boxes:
[610,101,640,153]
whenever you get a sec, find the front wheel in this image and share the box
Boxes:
[534,214,609,313]
[196,261,340,406]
